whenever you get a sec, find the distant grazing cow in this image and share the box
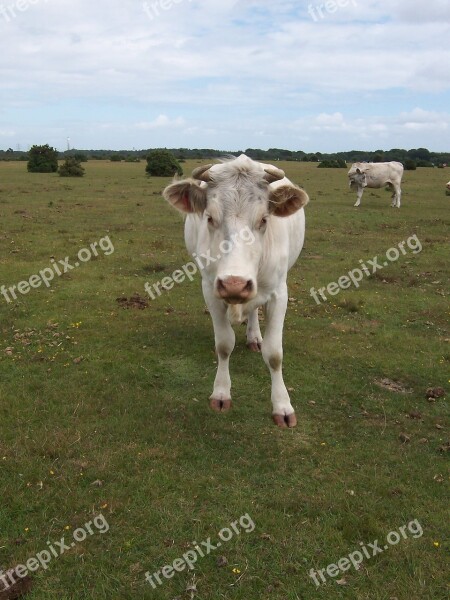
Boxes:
[348,161,404,208]
[446,181,450,192]
[163,155,309,428]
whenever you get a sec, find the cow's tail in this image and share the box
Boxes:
[227,305,244,325]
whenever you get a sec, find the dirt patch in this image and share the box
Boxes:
[374,378,412,394]
[142,264,167,274]
[0,568,33,599]
[370,272,399,284]
[116,294,149,310]
[438,442,450,453]
[425,387,445,399]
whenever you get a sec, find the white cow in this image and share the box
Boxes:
[348,161,404,208]
[446,181,450,191]
[163,155,309,428]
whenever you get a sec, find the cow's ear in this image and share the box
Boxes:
[356,168,362,174]
[163,179,207,214]
[268,184,309,217]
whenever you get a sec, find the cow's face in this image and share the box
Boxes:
[164,161,308,304]
[348,168,367,189]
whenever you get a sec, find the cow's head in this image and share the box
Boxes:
[348,167,367,189]
[163,156,309,304]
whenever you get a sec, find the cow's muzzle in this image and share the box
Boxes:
[216,276,255,304]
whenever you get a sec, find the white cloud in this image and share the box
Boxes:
[0,0,449,150]
[135,115,185,129]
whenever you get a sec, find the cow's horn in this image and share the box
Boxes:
[264,167,285,183]
[192,164,213,182]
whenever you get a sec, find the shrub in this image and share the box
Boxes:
[318,159,347,168]
[404,158,417,171]
[27,144,58,173]
[146,150,183,177]
[58,157,85,177]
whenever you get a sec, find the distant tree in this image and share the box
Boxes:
[73,152,88,162]
[27,144,58,173]
[146,149,182,177]
[58,157,85,177]
[407,147,431,161]
[373,153,384,163]
[110,155,124,162]
[404,158,417,171]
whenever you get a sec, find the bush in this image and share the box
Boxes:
[318,159,347,168]
[27,144,58,173]
[58,157,85,177]
[110,155,124,162]
[146,150,183,177]
[404,158,417,171]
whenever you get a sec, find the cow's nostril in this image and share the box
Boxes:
[216,277,254,301]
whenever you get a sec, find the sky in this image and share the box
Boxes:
[0,0,449,153]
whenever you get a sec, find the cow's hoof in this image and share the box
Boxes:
[210,398,232,412]
[272,413,297,428]
[246,340,262,352]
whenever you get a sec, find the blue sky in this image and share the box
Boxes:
[0,0,449,152]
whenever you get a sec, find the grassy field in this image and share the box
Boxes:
[0,159,448,600]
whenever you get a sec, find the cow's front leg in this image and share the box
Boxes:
[203,281,235,412]
[261,285,296,428]
[246,308,263,352]
[354,188,363,207]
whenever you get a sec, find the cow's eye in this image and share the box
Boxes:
[260,216,268,228]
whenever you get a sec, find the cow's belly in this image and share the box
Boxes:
[366,176,390,189]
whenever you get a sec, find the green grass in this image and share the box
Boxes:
[0,160,448,599]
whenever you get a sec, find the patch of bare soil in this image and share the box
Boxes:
[0,569,33,599]
[116,294,149,310]
[374,378,412,394]
[425,387,445,399]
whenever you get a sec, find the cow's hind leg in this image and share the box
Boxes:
[390,187,396,207]
[261,285,296,428]
[204,282,234,412]
[246,308,263,352]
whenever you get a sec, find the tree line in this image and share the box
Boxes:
[1,145,449,170]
